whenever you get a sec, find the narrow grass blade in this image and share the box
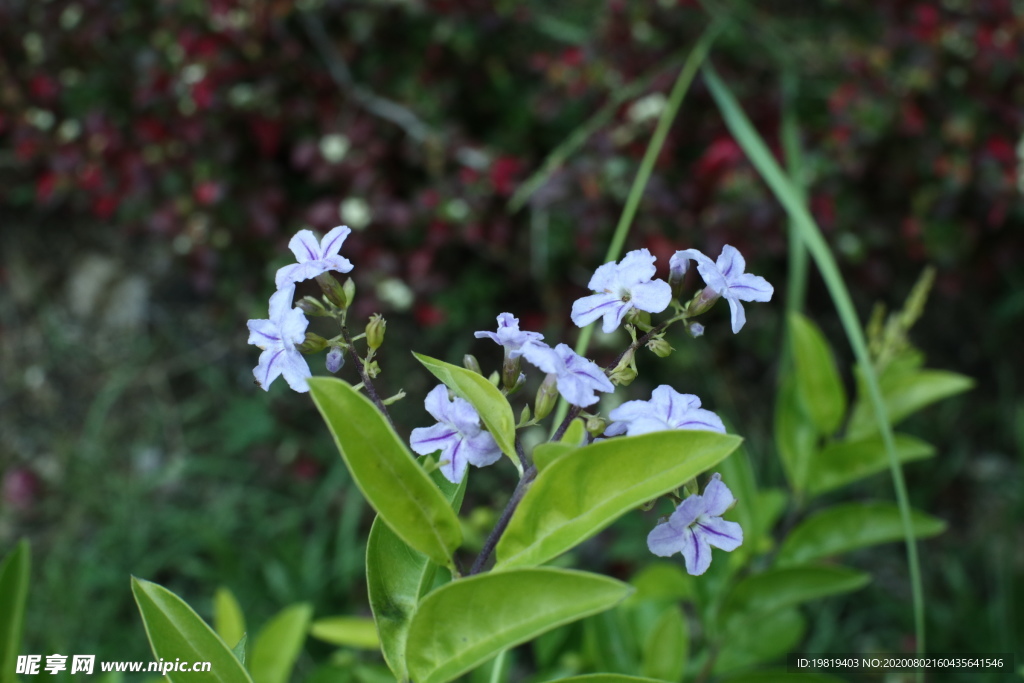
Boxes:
[703,63,927,658]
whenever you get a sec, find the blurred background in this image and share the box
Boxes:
[0,0,1021,678]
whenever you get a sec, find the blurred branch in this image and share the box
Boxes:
[298,9,487,170]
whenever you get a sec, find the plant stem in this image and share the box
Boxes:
[340,325,394,429]
[469,465,537,575]
[550,23,720,436]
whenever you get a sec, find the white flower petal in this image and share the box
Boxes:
[288,229,322,263]
[696,516,743,551]
[700,474,736,516]
[319,225,352,258]
[615,248,658,285]
[410,422,460,456]
[628,279,672,315]
[681,526,713,576]
[716,244,746,279]
[571,292,621,329]
[728,272,774,302]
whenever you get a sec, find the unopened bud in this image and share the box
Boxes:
[534,373,559,420]
[688,322,705,338]
[608,365,637,386]
[297,332,328,354]
[585,415,607,437]
[326,346,345,373]
[501,356,523,390]
[316,273,348,308]
[365,360,381,378]
[463,354,483,375]
[668,258,689,300]
[646,336,673,358]
[685,287,720,317]
[343,277,356,307]
[297,296,329,316]
[366,314,386,351]
[624,308,652,331]
[506,372,526,397]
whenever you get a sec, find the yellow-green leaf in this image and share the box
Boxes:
[0,540,30,683]
[308,377,461,568]
[310,616,379,650]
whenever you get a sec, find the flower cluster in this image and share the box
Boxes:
[246,226,353,392]
[249,233,772,575]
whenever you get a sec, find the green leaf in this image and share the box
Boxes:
[367,471,465,682]
[776,503,946,567]
[721,567,870,628]
[560,418,588,445]
[496,431,742,569]
[807,433,935,496]
[0,540,30,683]
[717,671,847,683]
[640,606,687,682]
[213,587,246,654]
[774,376,818,494]
[308,377,462,568]
[131,577,254,683]
[847,370,974,439]
[542,677,668,683]
[413,352,520,470]
[715,444,760,562]
[249,603,312,683]
[533,442,577,471]
[405,568,632,683]
[310,616,380,650]
[230,635,247,666]
[627,563,692,604]
[714,608,805,675]
[582,610,636,674]
[789,312,847,435]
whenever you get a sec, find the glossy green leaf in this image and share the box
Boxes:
[405,568,632,683]
[230,635,247,666]
[0,540,29,683]
[249,603,312,683]
[496,431,742,569]
[847,369,974,438]
[367,471,465,682]
[560,418,588,445]
[213,587,246,654]
[131,577,254,683]
[308,377,461,567]
[641,606,687,682]
[807,433,935,496]
[310,616,380,650]
[789,312,847,435]
[533,442,576,471]
[721,567,870,628]
[776,503,946,567]
[775,376,818,494]
[413,352,519,469]
[714,608,805,675]
[754,488,788,542]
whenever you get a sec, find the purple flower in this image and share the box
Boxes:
[669,245,773,334]
[247,285,312,392]
[647,473,743,576]
[275,226,354,289]
[522,343,614,408]
[410,385,503,483]
[474,313,545,359]
[605,385,725,437]
[571,249,673,333]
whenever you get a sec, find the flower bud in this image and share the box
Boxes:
[501,356,523,391]
[506,372,526,397]
[608,365,637,386]
[534,373,559,420]
[585,415,607,438]
[365,360,381,378]
[688,322,705,338]
[343,277,356,306]
[624,308,653,331]
[685,287,720,317]
[296,296,329,317]
[366,314,386,351]
[326,346,344,373]
[646,336,674,358]
[668,258,689,301]
[463,354,483,375]
[316,273,348,308]
[297,332,328,354]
